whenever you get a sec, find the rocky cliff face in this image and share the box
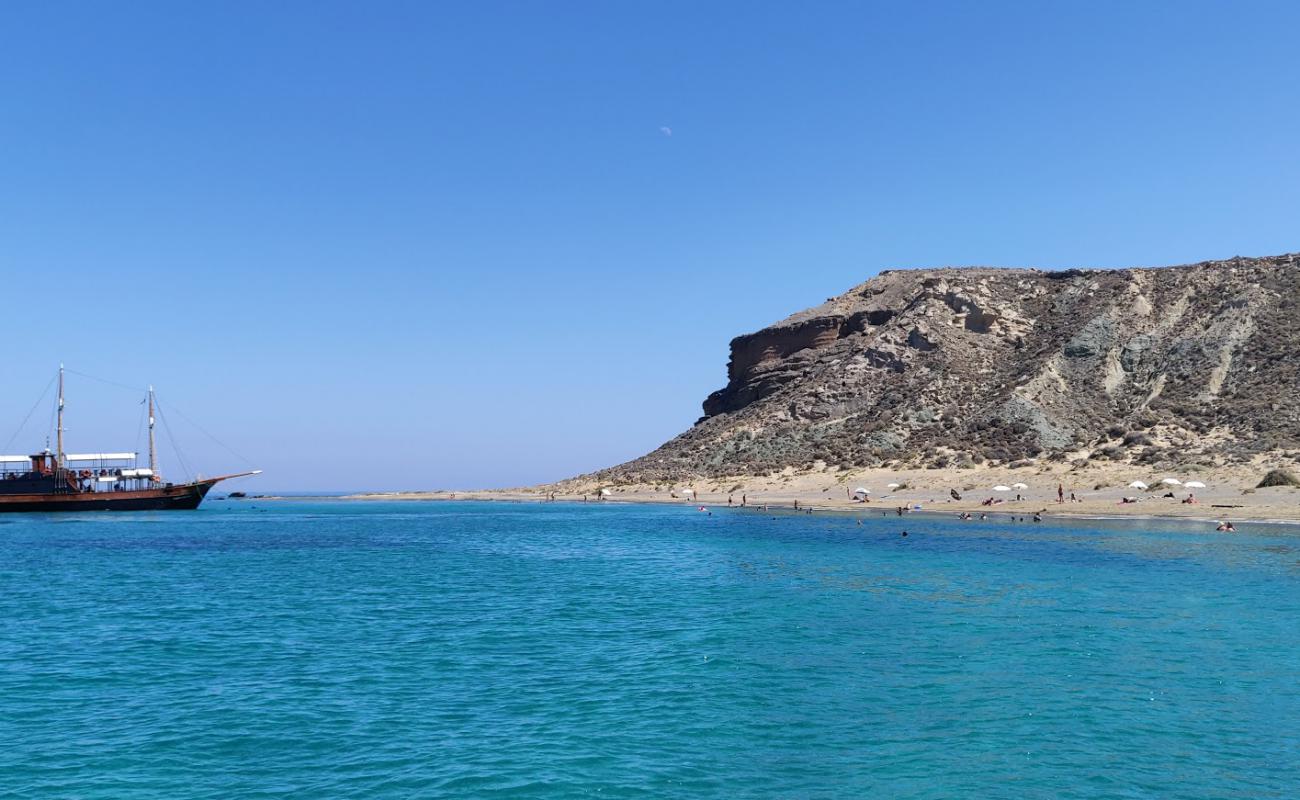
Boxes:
[594,253,1300,482]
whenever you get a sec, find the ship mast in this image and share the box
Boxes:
[56,364,65,467]
[148,385,158,480]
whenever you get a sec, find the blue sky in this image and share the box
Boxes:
[2,1,1297,491]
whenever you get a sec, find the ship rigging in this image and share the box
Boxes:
[0,366,259,512]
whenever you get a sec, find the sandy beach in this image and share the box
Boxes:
[347,460,1300,525]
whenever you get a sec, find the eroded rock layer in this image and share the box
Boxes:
[594,253,1300,482]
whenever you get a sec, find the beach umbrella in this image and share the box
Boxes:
[886,482,901,489]
[992,485,1012,492]
[681,488,694,496]
[852,487,870,496]
[1011,482,1029,490]
[600,488,612,496]
[1160,478,1182,486]
[1128,480,1149,490]
[1184,481,1206,489]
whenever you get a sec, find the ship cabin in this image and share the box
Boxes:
[0,451,162,495]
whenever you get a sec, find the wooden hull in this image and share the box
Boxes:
[0,479,219,513]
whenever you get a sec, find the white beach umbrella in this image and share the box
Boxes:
[1128,480,1149,490]
[886,482,901,489]
[600,488,612,496]
[1160,478,1182,486]
[681,488,694,496]
[1184,481,1206,489]
[852,487,870,496]
[992,485,1012,492]
[1011,482,1029,490]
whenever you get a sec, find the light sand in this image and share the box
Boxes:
[347,461,1300,525]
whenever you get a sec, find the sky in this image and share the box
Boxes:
[1,1,1297,491]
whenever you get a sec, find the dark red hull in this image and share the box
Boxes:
[0,479,218,513]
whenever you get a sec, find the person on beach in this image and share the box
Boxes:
[794,499,799,510]
[1183,493,1198,505]
[742,494,747,507]
[728,495,733,506]
[1058,483,1064,503]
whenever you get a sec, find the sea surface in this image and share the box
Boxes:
[2,500,1298,798]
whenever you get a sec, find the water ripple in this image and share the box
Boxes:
[1,501,1297,797]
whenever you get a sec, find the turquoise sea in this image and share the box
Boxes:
[2,500,1297,798]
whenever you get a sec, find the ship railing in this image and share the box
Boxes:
[0,456,32,476]
[80,469,160,493]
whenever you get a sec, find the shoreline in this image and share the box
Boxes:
[334,490,1300,527]
[335,462,1300,525]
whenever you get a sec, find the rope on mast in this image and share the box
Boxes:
[133,398,147,463]
[162,401,257,469]
[2,371,57,453]
[152,398,194,482]
[64,368,146,393]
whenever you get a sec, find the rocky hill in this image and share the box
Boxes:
[584,253,1300,484]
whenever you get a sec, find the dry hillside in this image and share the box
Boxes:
[580,253,1300,484]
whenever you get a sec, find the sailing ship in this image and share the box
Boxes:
[0,367,259,512]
